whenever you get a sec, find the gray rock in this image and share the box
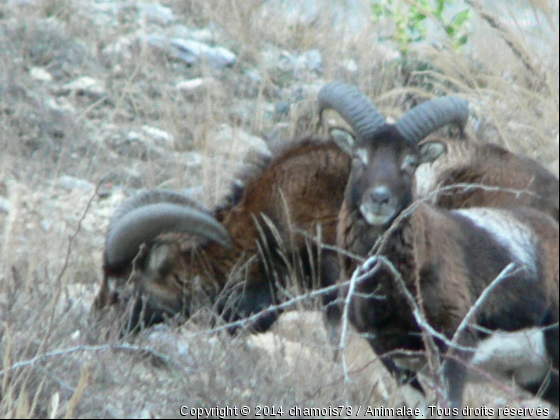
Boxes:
[57,176,95,192]
[116,130,169,159]
[263,48,323,79]
[296,49,323,74]
[62,77,107,100]
[275,102,291,117]
[176,78,218,93]
[244,69,262,84]
[141,125,175,149]
[176,152,203,168]
[137,3,175,25]
[0,197,11,214]
[171,38,236,69]
[146,36,236,69]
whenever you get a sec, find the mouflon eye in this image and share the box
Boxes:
[353,148,369,167]
[401,155,418,175]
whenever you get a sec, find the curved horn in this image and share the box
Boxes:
[109,189,211,226]
[105,190,232,269]
[318,81,386,142]
[396,96,469,144]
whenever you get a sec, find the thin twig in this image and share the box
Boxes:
[339,255,381,387]
[39,184,102,356]
[450,262,518,347]
[0,343,175,378]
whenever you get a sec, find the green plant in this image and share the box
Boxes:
[371,0,471,55]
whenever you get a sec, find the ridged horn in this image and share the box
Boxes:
[396,96,469,144]
[105,190,232,270]
[318,81,386,142]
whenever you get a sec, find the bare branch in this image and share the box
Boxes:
[450,262,518,346]
[339,255,381,386]
[0,343,176,378]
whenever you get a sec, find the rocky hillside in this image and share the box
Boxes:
[0,0,558,418]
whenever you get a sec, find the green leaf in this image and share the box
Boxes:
[436,0,446,16]
[452,9,471,26]
[458,34,469,46]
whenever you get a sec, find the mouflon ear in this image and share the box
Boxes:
[419,140,447,164]
[329,127,356,155]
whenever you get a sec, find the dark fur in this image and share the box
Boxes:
[337,125,559,409]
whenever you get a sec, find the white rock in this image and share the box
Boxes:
[137,3,175,25]
[57,176,95,192]
[189,28,215,43]
[0,197,11,214]
[171,38,236,69]
[141,125,175,149]
[295,49,323,74]
[176,78,217,92]
[175,152,203,168]
[342,58,359,73]
[63,77,106,98]
[118,130,169,158]
[30,67,53,82]
[102,36,134,62]
[46,97,75,114]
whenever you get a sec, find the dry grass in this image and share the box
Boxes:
[0,0,558,418]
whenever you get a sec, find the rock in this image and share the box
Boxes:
[137,3,175,25]
[62,77,107,100]
[118,130,169,159]
[29,67,53,82]
[342,58,359,73]
[102,35,134,63]
[57,176,95,192]
[175,152,203,168]
[147,35,236,69]
[171,38,236,69]
[176,77,217,93]
[90,1,119,27]
[244,69,262,84]
[45,97,75,115]
[141,125,175,149]
[189,28,216,43]
[295,49,323,74]
[275,102,290,117]
[0,197,11,214]
[263,48,323,79]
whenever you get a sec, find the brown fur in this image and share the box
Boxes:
[419,139,559,220]
[96,137,351,330]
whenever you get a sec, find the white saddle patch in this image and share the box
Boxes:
[394,328,550,388]
[454,208,538,276]
[470,328,549,386]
